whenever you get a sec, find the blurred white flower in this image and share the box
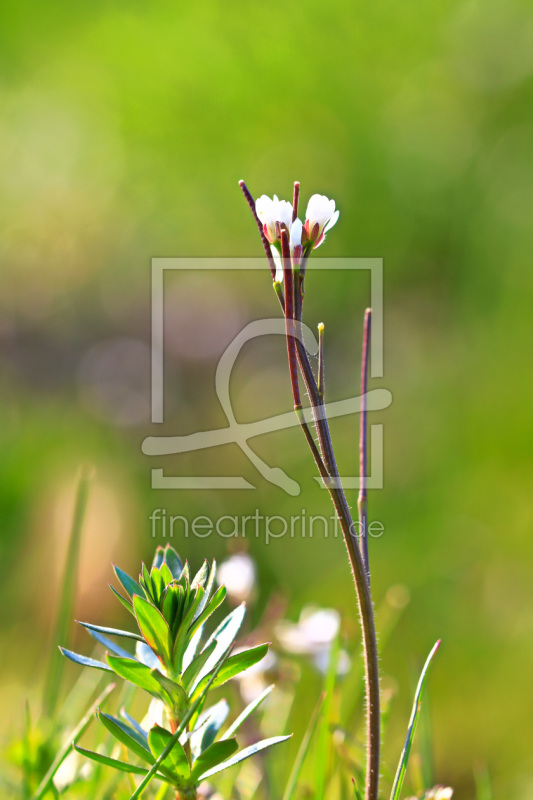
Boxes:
[276,605,350,675]
[217,553,256,604]
[277,605,339,653]
[255,195,293,244]
[304,194,340,248]
[53,751,80,790]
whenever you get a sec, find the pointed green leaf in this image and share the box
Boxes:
[191,560,210,592]
[148,725,190,780]
[182,641,216,692]
[194,644,269,696]
[160,562,174,586]
[74,745,151,776]
[114,566,144,600]
[190,738,238,781]
[163,546,183,580]
[106,655,170,701]
[194,604,246,685]
[150,670,187,714]
[182,624,204,673]
[198,735,292,781]
[190,700,229,759]
[189,585,226,640]
[196,560,217,618]
[121,710,149,744]
[79,621,144,642]
[150,567,165,604]
[390,640,441,800]
[133,595,172,666]
[172,586,205,672]
[85,628,136,660]
[97,711,154,764]
[60,647,113,672]
[152,546,165,570]
[223,684,274,740]
[110,584,133,612]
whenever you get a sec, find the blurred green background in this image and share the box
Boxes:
[1,0,533,796]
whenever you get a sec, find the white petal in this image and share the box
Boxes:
[277,200,293,229]
[271,246,283,283]
[324,208,339,232]
[255,195,274,221]
[290,218,303,249]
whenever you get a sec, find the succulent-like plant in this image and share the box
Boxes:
[61,544,290,799]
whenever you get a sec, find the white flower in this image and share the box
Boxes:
[304,194,339,248]
[217,553,256,604]
[271,246,283,283]
[277,605,340,653]
[276,604,350,674]
[255,194,293,244]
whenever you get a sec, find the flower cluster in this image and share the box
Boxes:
[255,192,339,282]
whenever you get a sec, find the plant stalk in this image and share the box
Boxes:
[239,181,381,800]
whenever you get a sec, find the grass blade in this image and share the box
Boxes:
[283,691,326,800]
[32,682,114,800]
[390,640,441,800]
[316,634,340,798]
[43,466,93,717]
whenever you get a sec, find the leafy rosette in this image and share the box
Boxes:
[61,545,290,798]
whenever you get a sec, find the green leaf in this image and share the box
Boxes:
[150,567,165,604]
[163,546,183,579]
[121,710,149,744]
[194,644,269,696]
[181,641,216,693]
[194,604,246,685]
[190,700,229,758]
[59,647,113,672]
[106,654,170,701]
[160,562,174,586]
[110,584,133,612]
[79,621,144,642]
[188,585,226,640]
[197,560,217,617]
[223,684,273,740]
[390,640,441,800]
[114,566,144,600]
[171,586,205,672]
[85,628,136,660]
[198,735,292,781]
[97,712,154,764]
[150,670,188,713]
[148,725,190,780]
[133,595,172,666]
[190,738,238,781]
[152,546,165,570]
[191,560,210,592]
[74,745,151,776]
[182,624,204,673]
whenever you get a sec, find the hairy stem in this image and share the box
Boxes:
[240,181,381,800]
